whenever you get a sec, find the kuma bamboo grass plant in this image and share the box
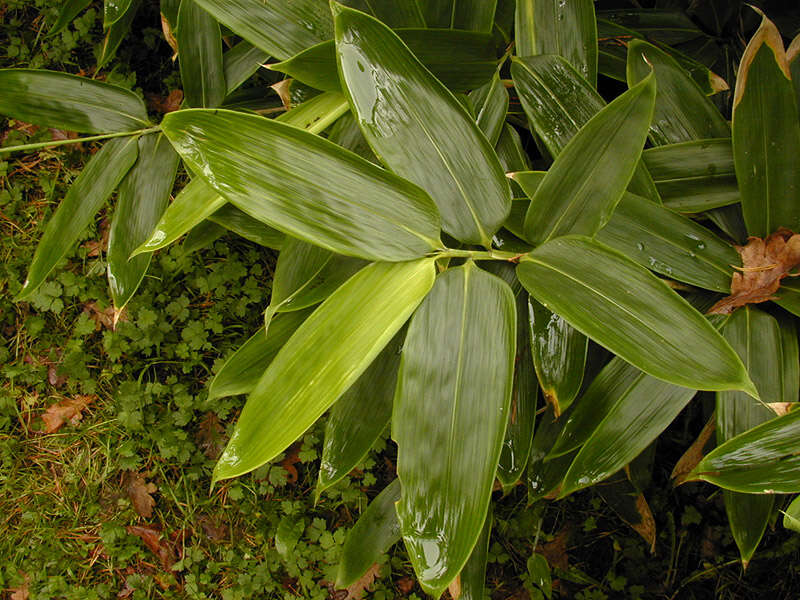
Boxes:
[5,0,800,595]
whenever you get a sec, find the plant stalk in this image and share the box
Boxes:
[0,126,161,155]
[434,248,523,261]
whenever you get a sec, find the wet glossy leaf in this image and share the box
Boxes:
[627,39,730,145]
[458,510,493,600]
[469,71,509,146]
[642,139,739,213]
[222,41,268,96]
[732,11,800,237]
[97,0,139,69]
[528,298,587,417]
[182,220,225,253]
[393,262,515,597]
[213,259,436,482]
[271,29,498,93]
[49,0,92,36]
[207,309,312,400]
[193,0,331,60]
[0,69,149,133]
[104,0,132,27]
[206,204,285,249]
[177,0,226,108]
[108,134,180,311]
[495,124,530,173]
[316,330,402,498]
[527,553,552,599]
[527,407,573,502]
[334,4,510,247]
[421,0,496,31]
[517,236,756,395]
[17,136,138,301]
[598,10,705,46]
[783,494,800,534]
[336,479,401,588]
[519,72,655,245]
[515,0,597,86]
[162,109,442,261]
[511,55,659,202]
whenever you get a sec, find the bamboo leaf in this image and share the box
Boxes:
[108,133,180,311]
[336,479,402,588]
[511,55,659,203]
[421,0,497,32]
[222,41,269,96]
[515,0,597,86]
[161,109,442,261]
[104,0,133,27]
[598,10,705,46]
[469,70,509,146]
[207,310,312,400]
[270,30,498,93]
[0,69,149,133]
[527,407,574,502]
[17,136,139,301]
[334,4,510,247]
[495,124,531,173]
[316,329,403,497]
[192,0,331,60]
[516,236,756,395]
[48,0,92,37]
[177,0,226,108]
[519,72,655,245]
[783,494,800,534]
[642,139,739,213]
[732,10,800,237]
[182,220,225,253]
[626,39,730,145]
[458,509,493,600]
[206,203,285,249]
[97,0,140,69]
[393,262,515,597]
[528,298,587,417]
[213,259,436,482]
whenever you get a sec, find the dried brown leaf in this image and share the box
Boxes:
[196,412,225,460]
[538,524,571,571]
[126,525,174,569]
[708,229,800,314]
[344,563,381,600]
[127,471,157,518]
[160,13,178,59]
[631,494,657,554]
[9,577,29,600]
[41,395,92,433]
[280,443,301,484]
[672,414,716,486]
[448,574,462,599]
[396,576,415,595]
[146,89,183,114]
[198,515,226,541]
[767,402,795,417]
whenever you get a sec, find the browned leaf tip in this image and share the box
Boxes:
[631,494,657,554]
[41,395,93,433]
[341,563,381,600]
[447,574,462,599]
[672,414,716,486]
[160,13,178,59]
[708,229,800,315]
[127,471,158,518]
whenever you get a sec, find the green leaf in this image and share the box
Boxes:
[783,494,800,534]
[393,262,515,597]
[495,123,531,173]
[717,306,791,563]
[529,298,587,417]
[207,310,312,401]
[275,514,305,558]
[213,259,436,482]
[104,0,132,27]
[790,34,800,113]
[193,0,331,60]
[98,0,140,69]
[336,479,402,588]
[133,178,226,256]
[177,0,226,108]
[48,0,92,37]
[515,0,598,86]
[223,41,269,96]
[421,0,497,31]
[0,69,149,133]
[316,329,403,497]
[688,406,800,493]
[595,191,740,293]
[469,70,509,146]
[598,10,705,46]
[518,72,655,245]
[334,4,510,247]
[266,237,364,323]
[458,509,493,600]
[516,236,756,395]
[108,134,180,311]
[732,11,800,237]
[16,136,139,301]
[527,553,552,599]
[272,29,498,93]
[206,204,285,250]
[527,407,574,502]
[511,55,659,203]
[161,108,442,261]
[626,39,730,146]
[641,139,739,213]
[557,358,696,496]
[182,220,225,253]
[595,469,657,551]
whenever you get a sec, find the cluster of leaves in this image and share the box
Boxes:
[7,0,800,599]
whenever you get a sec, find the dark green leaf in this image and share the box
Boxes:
[162,109,442,261]
[495,123,531,173]
[17,136,139,301]
[527,407,574,502]
[469,71,509,146]
[598,10,705,45]
[0,69,149,133]
[458,509,493,600]
[177,0,226,108]
[393,262,515,597]
[181,220,225,253]
[98,0,140,69]
[48,0,92,37]
[207,203,285,250]
[421,0,496,32]
[223,41,269,96]
[104,0,133,27]
[334,4,510,247]
[517,236,756,395]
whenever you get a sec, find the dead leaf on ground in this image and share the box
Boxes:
[198,515,226,541]
[41,395,93,433]
[126,525,175,570]
[9,576,30,600]
[84,301,126,330]
[127,471,158,518]
[280,443,301,484]
[81,217,111,258]
[672,414,716,486]
[708,228,800,314]
[196,412,225,460]
[395,576,415,595]
[146,89,183,114]
[49,129,78,141]
[343,563,381,600]
[537,524,572,572]
[48,364,66,387]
